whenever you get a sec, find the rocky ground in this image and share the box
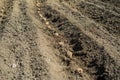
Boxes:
[0,0,120,80]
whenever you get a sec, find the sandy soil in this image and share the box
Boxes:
[0,0,120,80]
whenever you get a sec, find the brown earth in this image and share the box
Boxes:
[0,0,120,80]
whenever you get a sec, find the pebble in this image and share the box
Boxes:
[58,41,64,46]
[36,3,40,7]
[45,21,49,25]
[54,33,59,36]
[43,17,47,21]
[39,13,43,18]
[67,50,73,58]
[76,68,83,74]
[47,25,52,29]
[12,63,17,68]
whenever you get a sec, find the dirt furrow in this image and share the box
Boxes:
[98,0,120,8]
[62,0,120,37]
[0,0,43,79]
[36,2,120,80]
[85,0,120,14]
[45,0,120,63]
[0,0,14,39]
[0,0,120,80]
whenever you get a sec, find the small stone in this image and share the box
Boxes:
[45,21,49,25]
[54,33,59,36]
[76,68,83,74]
[67,51,73,58]
[39,13,43,18]
[47,26,52,29]
[12,63,17,68]
[36,3,40,7]
[58,41,64,46]
[38,8,41,11]
[43,17,47,21]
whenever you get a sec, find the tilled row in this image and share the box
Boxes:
[63,0,120,37]
[35,1,85,79]
[98,0,120,7]
[0,0,49,80]
[18,0,49,80]
[0,0,14,38]
[85,0,120,14]
[77,1,120,36]
[37,4,120,80]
